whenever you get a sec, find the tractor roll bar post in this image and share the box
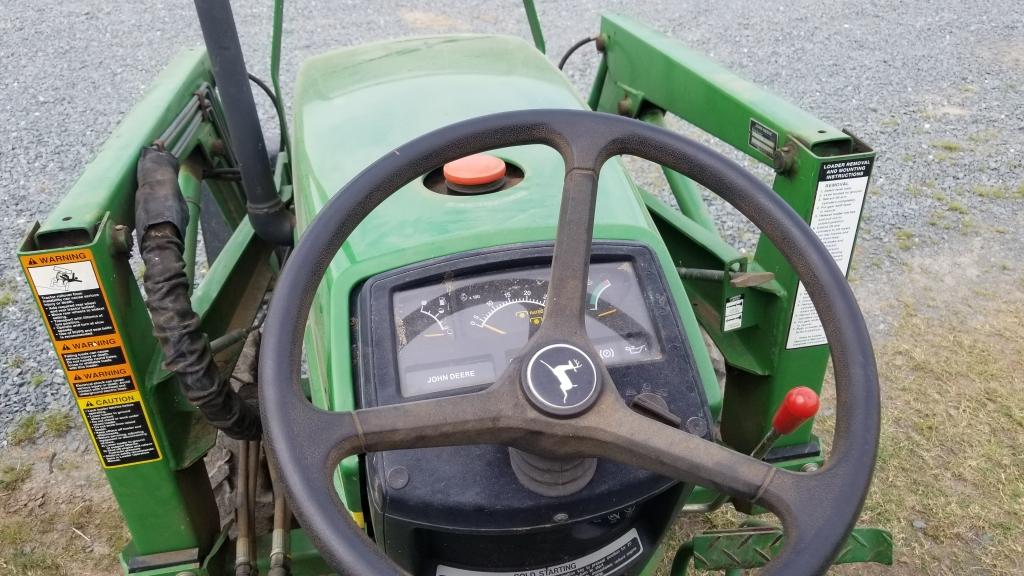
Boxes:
[193,0,294,246]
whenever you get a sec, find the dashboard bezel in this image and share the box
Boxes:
[356,241,712,442]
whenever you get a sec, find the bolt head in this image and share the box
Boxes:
[685,416,708,437]
[617,97,632,116]
[387,466,410,490]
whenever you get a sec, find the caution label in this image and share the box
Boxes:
[21,249,161,468]
[79,392,160,467]
[786,158,873,349]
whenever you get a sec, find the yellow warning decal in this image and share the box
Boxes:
[77,391,163,468]
[20,249,161,469]
[351,511,366,529]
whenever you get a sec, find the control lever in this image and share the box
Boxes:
[683,387,820,513]
[629,392,683,427]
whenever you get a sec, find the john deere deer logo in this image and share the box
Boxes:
[539,358,582,403]
[524,343,599,416]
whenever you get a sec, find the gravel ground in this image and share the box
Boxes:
[1,0,1022,436]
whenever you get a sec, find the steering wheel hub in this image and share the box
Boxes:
[522,343,601,417]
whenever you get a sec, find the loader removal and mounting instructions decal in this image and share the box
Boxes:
[786,158,873,349]
[21,249,161,468]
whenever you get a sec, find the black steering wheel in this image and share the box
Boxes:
[259,110,880,576]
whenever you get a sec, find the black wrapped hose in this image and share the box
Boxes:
[135,147,262,440]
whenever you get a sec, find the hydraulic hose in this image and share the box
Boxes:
[235,439,254,576]
[557,35,598,70]
[135,146,262,440]
[267,453,292,576]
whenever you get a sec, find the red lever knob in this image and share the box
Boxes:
[771,387,820,435]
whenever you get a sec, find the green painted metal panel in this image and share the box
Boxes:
[34,48,212,247]
[595,13,853,161]
[671,526,893,574]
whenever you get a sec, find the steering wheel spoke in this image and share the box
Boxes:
[591,396,780,501]
[344,374,527,456]
[540,169,600,335]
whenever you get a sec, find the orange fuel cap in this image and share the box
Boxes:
[443,154,507,187]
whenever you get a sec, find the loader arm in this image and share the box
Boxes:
[589,14,876,464]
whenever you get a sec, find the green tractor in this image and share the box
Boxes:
[17,1,891,574]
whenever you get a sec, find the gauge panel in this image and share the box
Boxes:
[357,241,711,439]
[393,261,661,397]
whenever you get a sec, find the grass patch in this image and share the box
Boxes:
[972,184,1022,199]
[0,464,31,493]
[931,139,964,153]
[42,411,73,438]
[4,550,64,574]
[945,200,968,214]
[895,230,915,250]
[28,374,46,388]
[0,465,126,576]
[6,355,24,369]
[0,292,13,308]
[967,128,999,144]
[657,262,1024,575]
[815,290,1024,574]
[0,516,65,575]
[8,414,39,446]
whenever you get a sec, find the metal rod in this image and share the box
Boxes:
[521,0,546,53]
[678,267,776,288]
[270,0,291,157]
[677,267,726,283]
[210,328,250,355]
[639,108,719,233]
[155,96,201,151]
[169,113,204,160]
[587,54,607,110]
[178,159,203,290]
[193,0,294,246]
[246,440,260,574]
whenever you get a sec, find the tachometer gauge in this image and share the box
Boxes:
[468,279,547,337]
